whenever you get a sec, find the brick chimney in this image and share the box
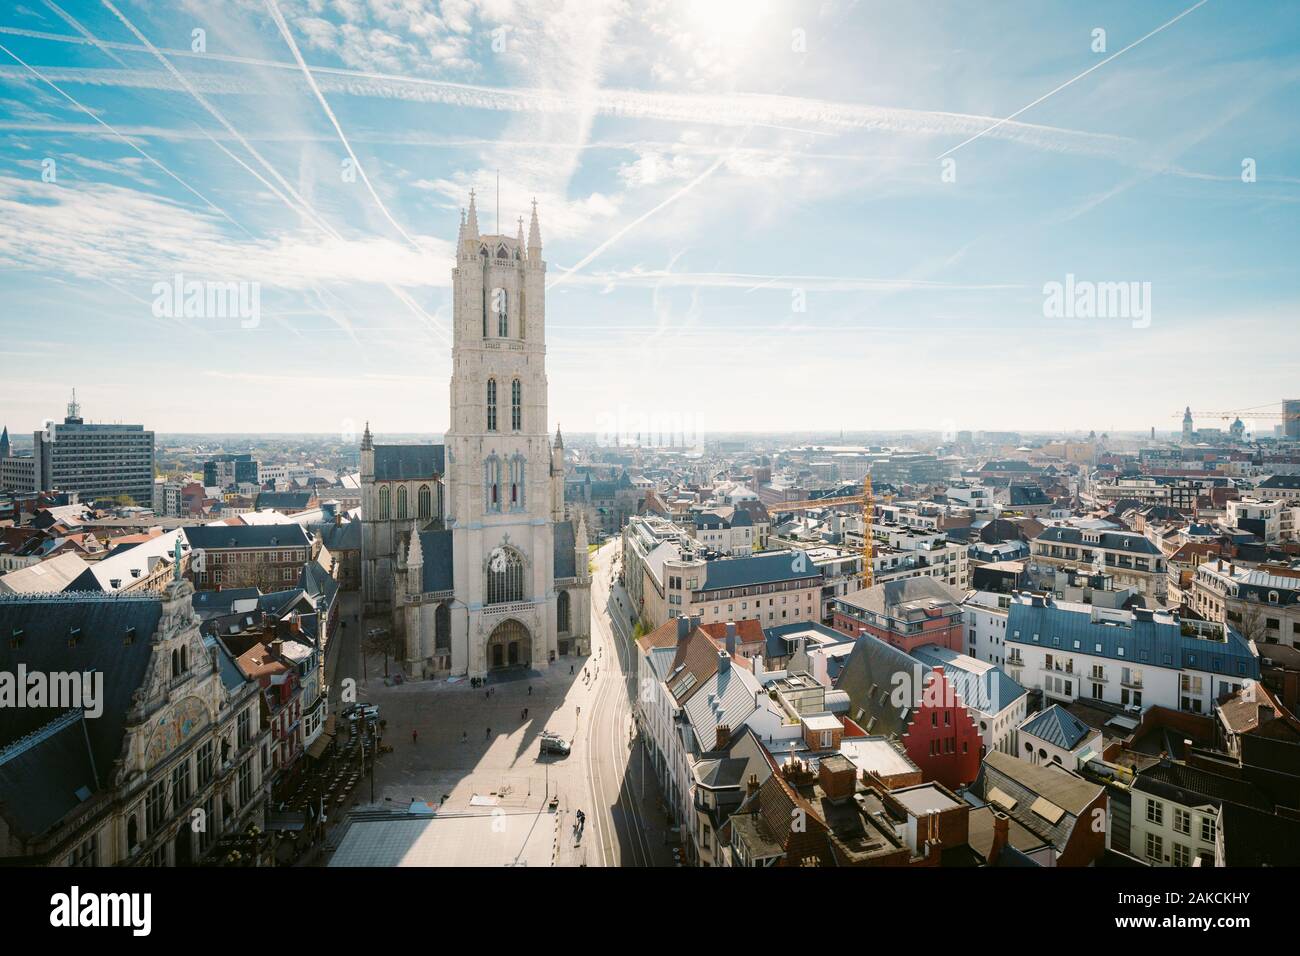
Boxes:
[817,754,857,803]
[715,724,732,750]
[989,811,1009,864]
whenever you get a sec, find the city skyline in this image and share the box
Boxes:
[2,1,1298,432]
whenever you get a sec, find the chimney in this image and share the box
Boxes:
[289,612,302,634]
[818,755,856,803]
[725,621,737,656]
[270,637,285,658]
[745,773,760,799]
[715,724,732,750]
[675,616,690,642]
[989,811,1009,864]
[717,650,730,674]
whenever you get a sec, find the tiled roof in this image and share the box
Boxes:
[1006,600,1259,677]
[183,523,310,550]
[910,644,1026,715]
[372,444,445,480]
[1020,704,1093,751]
[419,530,454,592]
[0,595,163,838]
[700,550,821,591]
[553,520,576,578]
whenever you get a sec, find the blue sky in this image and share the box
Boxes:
[0,0,1296,437]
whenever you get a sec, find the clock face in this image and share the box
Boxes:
[144,695,210,767]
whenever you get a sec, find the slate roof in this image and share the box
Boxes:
[418,530,454,592]
[682,661,765,754]
[1019,704,1093,751]
[1005,600,1259,678]
[553,520,576,578]
[183,524,310,550]
[1032,526,1162,556]
[0,595,162,838]
[910,644,1026,715]
[312,519,361,552]
[1259,474,1300,491]
[835,635,918,738]
[1131,760,1272,811]
[254,491,313,511]
[700,550,822,592]
[373,444,445,480]
[1009,485,1050,506]
[838,576,965,617]
[66,529,187,593]
[975,751,1101,853]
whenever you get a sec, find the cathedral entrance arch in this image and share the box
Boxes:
[487,619,531,670]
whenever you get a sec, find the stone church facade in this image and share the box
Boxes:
[361,194,591,679]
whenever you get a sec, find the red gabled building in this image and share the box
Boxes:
[836,632,982,790]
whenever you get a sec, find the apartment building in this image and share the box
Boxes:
[1030,527,1167,601]
[647,549,823,631]
[1191,559,1300,649]
[1004,593,1259,715]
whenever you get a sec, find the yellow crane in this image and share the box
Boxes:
[772,474,878,589]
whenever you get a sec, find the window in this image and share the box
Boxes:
[557,591,571,632]
[497,287,508,336]
[418,484,432,519]
[146,780,167,835]
[396,485,408,519]
[68,832,97,867]
[1145,832,1163,862]
[172,758,192,812]
[511,378,522,431]
[237,707,252,749]
[487,548,524,605]
[484,455,502,513]
[1146,799,1163,826]
[486,378,498,431]
[1172,842,1191,867]
[197,740,214,787]
[1201,816,1216,843]
[237,760,253,806]
[377,485,390,519]
[1173,807,1191,835]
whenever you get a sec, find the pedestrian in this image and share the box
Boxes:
[486,727,491,739]
[524,707,529,719]
[412,728,418,745]
[461,730,468,744]
[485,689,489,700]
[528,685,532,696]
[570,664,574,675]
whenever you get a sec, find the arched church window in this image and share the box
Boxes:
[497,288,508,337]
[486,378,498,432]
[519,288,526,339]
[484,455,502,513]
[418,485,432,519]
[378,486,390,519]
[435,602,451,651]
[511,378,522,431]
[487,548,524,604]
[557,590,571,633]
[396,485,408,519]
[509,454,525,509]
[497,244,509,259]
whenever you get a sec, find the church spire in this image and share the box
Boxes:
[554,423,564,450]
[466,188,480,240]
[517,215,525,253]
[527,197,542,258]
[361,421,373,451]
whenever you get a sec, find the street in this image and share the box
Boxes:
[325,539,676,866]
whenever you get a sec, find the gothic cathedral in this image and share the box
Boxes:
[360,193,591,678]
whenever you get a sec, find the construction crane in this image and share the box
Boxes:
[772,474,878,589]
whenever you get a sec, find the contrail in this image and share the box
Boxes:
[937,0,1211,159]
[0,41,242,232]
[263,0,425,255]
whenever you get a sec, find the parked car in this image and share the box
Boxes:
[540,733,571,756]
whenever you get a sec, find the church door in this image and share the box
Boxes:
[487,619,531,670]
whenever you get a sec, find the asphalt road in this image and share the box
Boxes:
[581,540,674,867]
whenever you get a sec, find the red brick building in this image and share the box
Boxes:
[836,633,982,790]
[831,577,964,653]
